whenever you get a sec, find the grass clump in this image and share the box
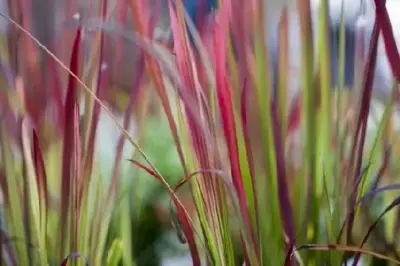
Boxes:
[1,0,400,265]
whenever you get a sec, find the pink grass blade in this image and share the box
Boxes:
[212,2,253,248]
[287,93,302,136]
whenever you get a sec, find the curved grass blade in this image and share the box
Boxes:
[106,239,123,266]
[285,243,400,265]
[337,170,394,244]
[352,197,400,265]
[60,253,89,266]
[356,184,400,206]
[129,159,201,266]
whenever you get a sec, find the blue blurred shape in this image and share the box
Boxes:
[182,0,218,26]
[179,0,217,43]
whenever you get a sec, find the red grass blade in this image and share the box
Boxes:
[18,0,46,127]
[271,101,295,246]
[32,129,48,215]
[287,93,302,135]
[240,79,259,239]
[374,0,400,82]
[212,0,252,239]
[72,100,81,253]
[346,18,380,246]
[58,28,81,257]
[47,56,65,130]
[284,244,295,266]
[168,0,196,94]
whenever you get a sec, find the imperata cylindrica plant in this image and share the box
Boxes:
[1,0,400,265]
